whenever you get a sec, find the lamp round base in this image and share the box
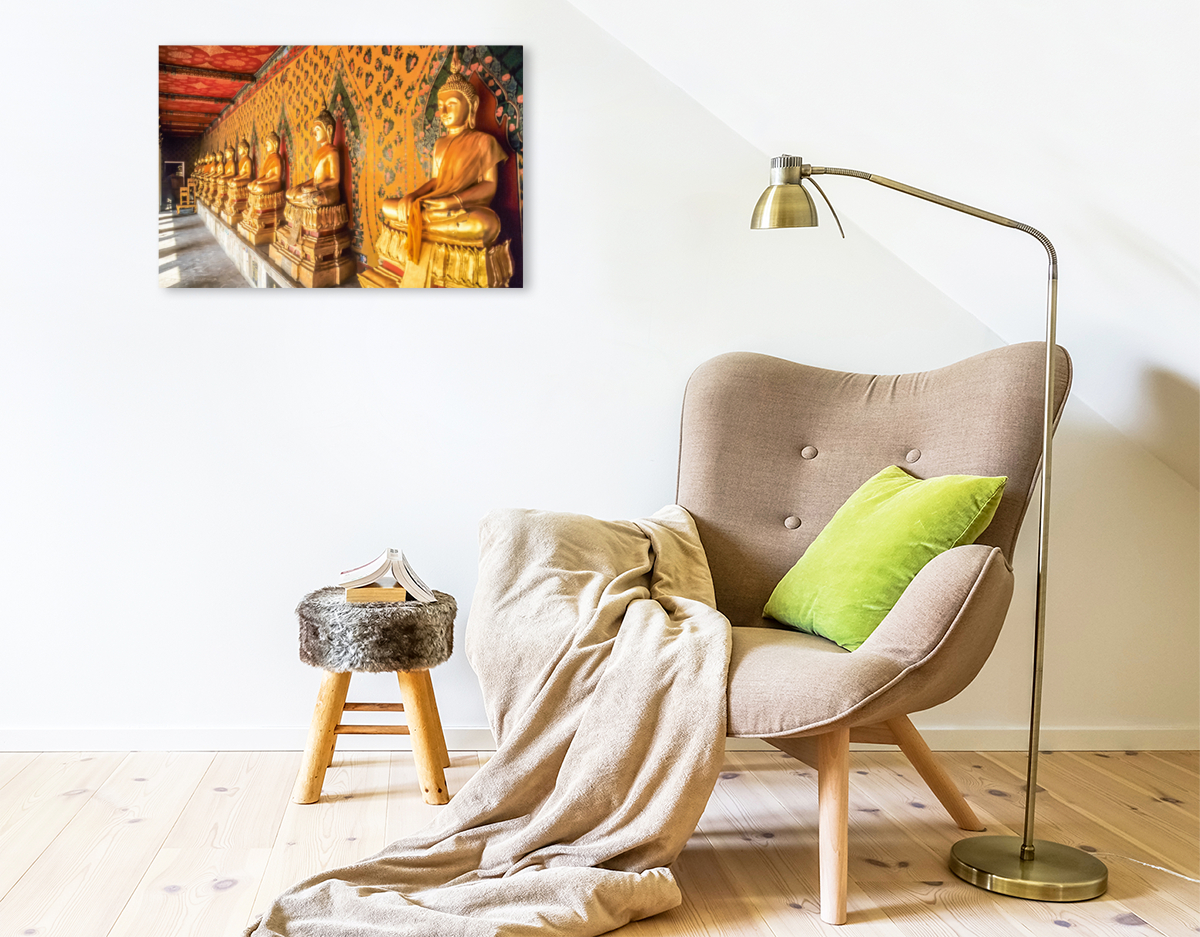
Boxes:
[949,836,1107,901]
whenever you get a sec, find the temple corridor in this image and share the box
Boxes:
[158,211,250,288]
[159,46,522,289]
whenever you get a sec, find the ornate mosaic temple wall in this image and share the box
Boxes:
[196,45,523,281]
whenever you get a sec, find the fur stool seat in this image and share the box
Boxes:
[297,587,456,673]
[292,588,457,807]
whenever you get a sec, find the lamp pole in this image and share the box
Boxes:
[752,156,1106,901]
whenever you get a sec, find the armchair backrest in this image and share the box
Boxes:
[677,342,1072,627]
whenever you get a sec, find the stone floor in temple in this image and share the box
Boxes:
[158,210,251,288]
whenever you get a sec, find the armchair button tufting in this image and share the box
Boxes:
[784,515,802,529]
[801,446,818,459]
[906,449,922,463]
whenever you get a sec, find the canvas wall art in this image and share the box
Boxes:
[159,45,523,288]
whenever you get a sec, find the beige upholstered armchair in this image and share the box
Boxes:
[678,342,1071,924]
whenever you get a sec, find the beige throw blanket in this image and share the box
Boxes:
[245,505,731,936]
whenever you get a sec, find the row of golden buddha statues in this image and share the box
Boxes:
[187,48,513,288]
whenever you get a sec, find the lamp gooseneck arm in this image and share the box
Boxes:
[812,164,1058,860]
[813,166,1058,263]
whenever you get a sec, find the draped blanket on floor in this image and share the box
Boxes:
[245,505,732,937]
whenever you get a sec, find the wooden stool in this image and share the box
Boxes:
[292,587,456,806]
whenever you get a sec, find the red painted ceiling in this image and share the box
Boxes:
[159,72,247,98]
[161,45,279,71]
[159,45,281,137]
[160,97,225,114]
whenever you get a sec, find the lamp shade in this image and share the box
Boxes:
[750,183,817,229]
[750,155,817,229]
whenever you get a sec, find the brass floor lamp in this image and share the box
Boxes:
[750,155,1108,902]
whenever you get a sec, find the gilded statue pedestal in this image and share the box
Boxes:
[359,224,513,289]
[221,181,250,227]
[269,202,356,288]
[239,190,286,246]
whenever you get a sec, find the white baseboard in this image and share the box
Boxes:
[739,726,1200,752]
[1,725,1196,752]
[896,726,1200,752]
[0,727,499,753]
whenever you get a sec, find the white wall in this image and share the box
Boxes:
[1,0,1195,752]
[569,0,1200,489]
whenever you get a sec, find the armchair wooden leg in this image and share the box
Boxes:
[293,670,351,804]
[396,669,450,805]
[887,715,985,832]
[817,728,850,925]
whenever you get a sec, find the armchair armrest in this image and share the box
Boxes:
[726,543,1014,738]
[861,544,1012,662]
[839,543,1015,727]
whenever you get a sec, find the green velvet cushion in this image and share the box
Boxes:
[763,465,1007,651]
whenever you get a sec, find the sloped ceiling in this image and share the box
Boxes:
[159,45,281,137]
[568,0,1199,487]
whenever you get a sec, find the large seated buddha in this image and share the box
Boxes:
[269,108,355,287]
[361,47,512,288]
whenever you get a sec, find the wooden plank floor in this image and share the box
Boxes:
[0,749,1194,935]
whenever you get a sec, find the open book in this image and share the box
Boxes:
[338,549,436,603]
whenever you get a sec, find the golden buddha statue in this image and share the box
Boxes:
[235,140,253,182]
[249,132,283,196]
[195,156,210,204]
[239,131,286,246]
[208,154,221,204]
[213,145,237,215]
[221,139,255,226]
[362,47,512,288]
[269,108,355,287]
[206,154,218,200]
[284,109,342,209]
[200,154,213,206]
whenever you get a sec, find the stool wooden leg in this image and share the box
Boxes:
[293,670,351,804]
[421,669,452,768]
[396,669,450,805]
[318,685,347,772]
